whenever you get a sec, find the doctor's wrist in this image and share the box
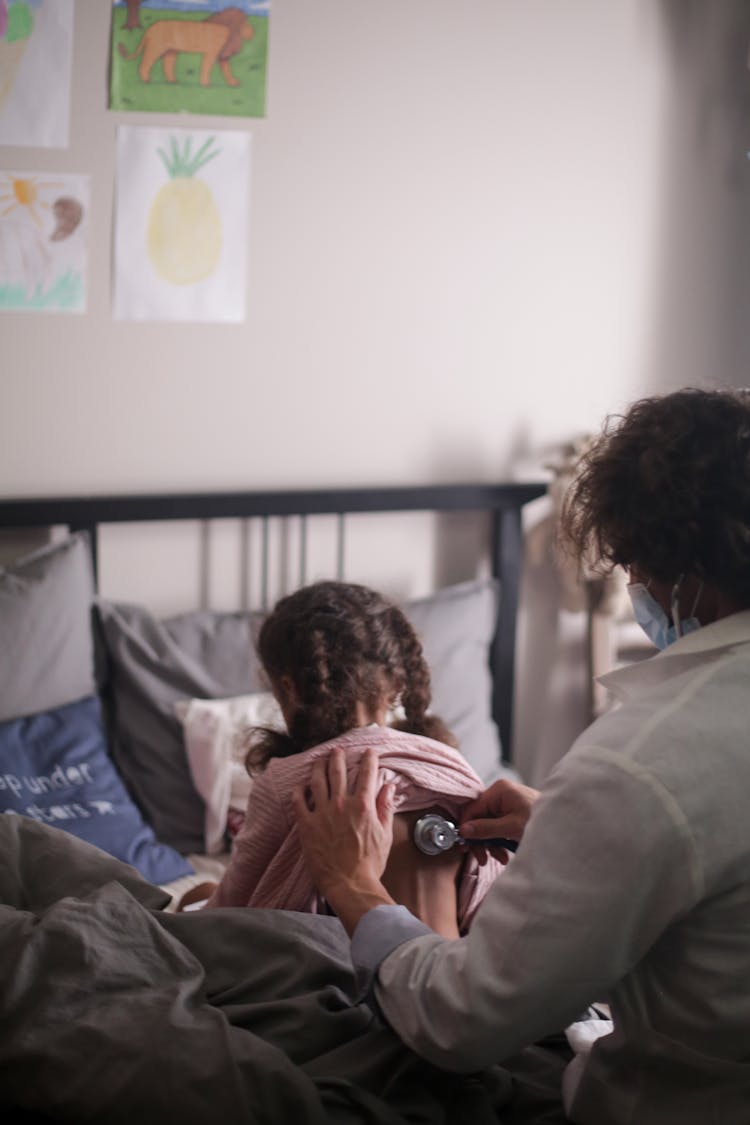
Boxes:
[323,876,395,937]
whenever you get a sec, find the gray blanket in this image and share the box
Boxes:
[0,818,568,1124]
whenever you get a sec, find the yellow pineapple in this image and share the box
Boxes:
[147,134,222,285]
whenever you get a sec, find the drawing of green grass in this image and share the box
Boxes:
[110,7,268,118]
[0,270,84,312]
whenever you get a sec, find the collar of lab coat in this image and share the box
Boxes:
[597,609,750,704]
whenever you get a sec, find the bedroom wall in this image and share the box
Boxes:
[2,0,749,782]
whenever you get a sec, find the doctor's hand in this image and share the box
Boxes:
[293,746,397,935]
[459,778,540,866]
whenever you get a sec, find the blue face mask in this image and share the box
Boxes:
[627,579,703,650]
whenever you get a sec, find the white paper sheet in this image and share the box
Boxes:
[0,0,74,149]
[114,124,250,323]
[0,170,89,313]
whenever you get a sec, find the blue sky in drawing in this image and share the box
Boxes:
[113,1,270,15]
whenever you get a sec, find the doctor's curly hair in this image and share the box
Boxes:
[559,387,750,607]
[245,580,456,772]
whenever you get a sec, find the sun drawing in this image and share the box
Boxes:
[0,174,64,225]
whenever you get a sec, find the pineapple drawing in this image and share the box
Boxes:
[147,134,222,286]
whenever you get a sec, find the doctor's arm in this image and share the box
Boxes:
[295,746,699,1073]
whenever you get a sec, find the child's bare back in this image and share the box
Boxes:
[384,807,463,939]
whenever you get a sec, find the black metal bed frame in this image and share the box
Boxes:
[0,482,546,764]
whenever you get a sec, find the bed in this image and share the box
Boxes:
[0,481,578,1125]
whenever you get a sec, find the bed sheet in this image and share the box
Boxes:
[1,817,570,1125]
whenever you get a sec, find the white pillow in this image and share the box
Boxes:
[174,693,284,855]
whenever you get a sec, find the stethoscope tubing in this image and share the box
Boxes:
[460,835,518,853]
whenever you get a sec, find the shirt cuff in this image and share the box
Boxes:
[351,904,432,1007]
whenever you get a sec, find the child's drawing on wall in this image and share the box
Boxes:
[0,172,89,313]
[114,124,250,323]
[0,0,74,148]
[110,0,270,118]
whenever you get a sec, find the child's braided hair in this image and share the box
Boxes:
[246,580,457,772]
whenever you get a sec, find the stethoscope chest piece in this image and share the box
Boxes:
[412,812,519,856]
[413,813,461,855]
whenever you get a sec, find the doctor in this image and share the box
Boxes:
[293,387,750,1125]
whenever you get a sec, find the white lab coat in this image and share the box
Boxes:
[353,611,750,1125]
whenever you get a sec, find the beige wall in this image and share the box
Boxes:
[2,0,748,779]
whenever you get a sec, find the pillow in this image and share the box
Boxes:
[175,691,284,855]
[96,600,266,853]
[0,695,193,884]
[407,579,508,783]
[96,578,508,853]
[0,533,96,722]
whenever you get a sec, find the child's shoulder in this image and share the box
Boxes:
[262,750,315,786]
[329,724,465,761]
[265,726,467,769]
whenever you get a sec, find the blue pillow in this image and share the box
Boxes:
[0,695,193,885]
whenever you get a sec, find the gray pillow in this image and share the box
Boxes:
[0,533,96,723]
[407,578,506,783]
[96,579,507,854]
[96,600,265,854]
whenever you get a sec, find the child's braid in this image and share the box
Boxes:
[289,616,359,746]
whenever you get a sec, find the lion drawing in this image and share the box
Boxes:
[118,7,254,88]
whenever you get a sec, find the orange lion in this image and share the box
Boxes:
[118,7,254,88]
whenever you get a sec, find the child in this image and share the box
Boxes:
[203,580,502,937]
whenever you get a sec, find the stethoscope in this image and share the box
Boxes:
[413,813,518,856]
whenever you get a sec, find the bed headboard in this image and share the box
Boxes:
[0,482,546,765]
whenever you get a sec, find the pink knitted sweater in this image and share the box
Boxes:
[206,725,502,931]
